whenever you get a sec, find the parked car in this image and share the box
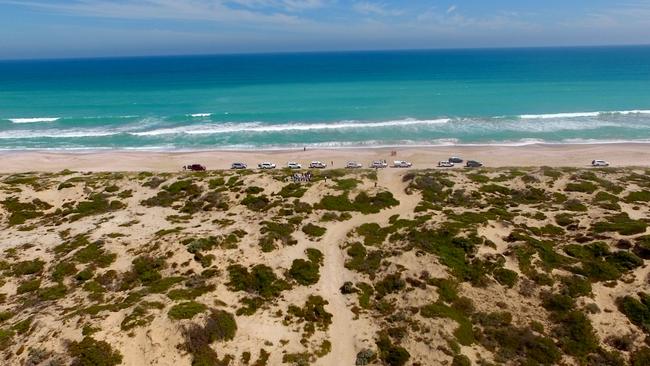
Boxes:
[393,160,412,168]
[231,162,247,170]
[449,157,464,164]
[592,160,610,167]
[438,161,454,168]
[258,162,276,169]
[309,161,327,169]
[346,161,363,169]
[370,160,388,168]
[185,164,206,171]
[287,162,302,169]
[466,160,483,168]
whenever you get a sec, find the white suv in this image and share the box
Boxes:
[370,160,388,168]
[258,162,276,169]
[346,161,363,169]
[393,160,412,168]
[438,161,454,168]
[591,160,610,167]
[309,161,327,169]
[287,162,302,169]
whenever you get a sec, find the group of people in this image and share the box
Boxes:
[291,171,313,182]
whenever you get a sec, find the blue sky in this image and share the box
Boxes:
[1,0,650,59]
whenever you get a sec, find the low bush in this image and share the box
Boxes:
[493,268,518,288]
[565,181,597,194]
[168,301,208,320]
[302,223,326,237]
[593,213,647,235]
[12,259,45,276]
[226,264,289,299]
[67,336,123,366]
[288,259,320,286]
[616,293,650,334]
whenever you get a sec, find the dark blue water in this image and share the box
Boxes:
[1,46,650,150]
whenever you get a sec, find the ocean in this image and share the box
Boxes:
[1,46,650,151]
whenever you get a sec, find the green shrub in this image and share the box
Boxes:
[625,190,650,203]
[17,279,41,294]
[301,223,326,237]
[631,347,650,366]
[563,199,587,212]
[616,293,650,334]
[478,325,560,365]
[451,354,471,366]
[277,183,307,198]
[12,259,45,276]
[357,223,388,246]
[493,268,518,288]
[241,194,272,211]
[52,261,77,281]
[317,191,399,214]
[38,283,67,301]
[68,336,123,366]
[226,264,289,299]
[1,197,51,226]
[74,242,117,268]
[345,242,383,276]
[374,274,406,298]
[132,256,165,285]
[560,275,592,297]
[288,259,320,286]
[0,328,14,351]
[334,178,360,191]
[565,181,597,193]
[376,334,410,366]
[287,295,332,332]
[0,311,14,323]
[593,214,647,235]
[553,310,599,357]
[204,310,237,342]
[421,301,474,345]
[555,213,575,227]
[168,301,207,320]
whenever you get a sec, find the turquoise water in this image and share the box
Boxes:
[1,46,650,150]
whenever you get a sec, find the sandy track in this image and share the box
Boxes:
[316,170,421,365]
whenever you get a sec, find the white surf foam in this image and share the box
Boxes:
[0,129,119,139]
[131,118,452,137]
[8,117,60,124]
[519,112,600,120]
[189,113,212,117]
[519,110,650,119]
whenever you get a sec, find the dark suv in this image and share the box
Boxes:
[466,160,483,168]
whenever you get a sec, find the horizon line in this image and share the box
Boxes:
[2,43,650,63]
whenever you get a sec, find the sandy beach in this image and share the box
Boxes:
[1,143,649,173]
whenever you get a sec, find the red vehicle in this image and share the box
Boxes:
[184,164,206,171]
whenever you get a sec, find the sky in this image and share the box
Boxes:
[0,0,650,59]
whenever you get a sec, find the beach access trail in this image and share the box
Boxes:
[316,170,421,365]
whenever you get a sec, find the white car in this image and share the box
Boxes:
[370,160,388,168]
[393,160,412,168]
[592,160,610,167]
[309,161,327,169]
[287,162,302,169]
[438,161,454,168]
[346,161,363,169]
[231,162,247,169]
[258,162,276,169]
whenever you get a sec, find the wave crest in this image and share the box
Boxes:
[8,117,60,124]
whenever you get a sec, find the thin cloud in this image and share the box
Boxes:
[353,2,402,17]
[0,0,303,24]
